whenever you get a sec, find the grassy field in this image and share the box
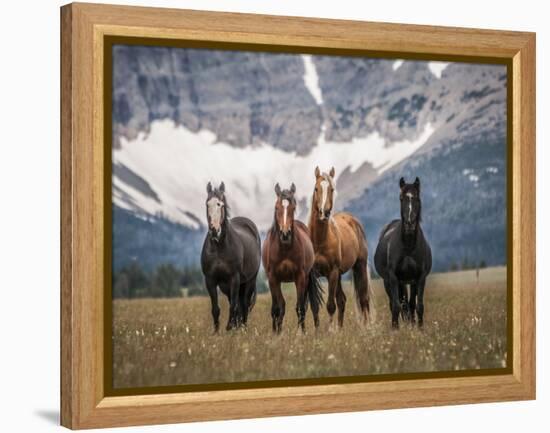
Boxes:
[112,267,507,389]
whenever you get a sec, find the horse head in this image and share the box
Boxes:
[206,181,228,242]
[274,182,297,245]
[399,177,422,235]
[313,166,336,221]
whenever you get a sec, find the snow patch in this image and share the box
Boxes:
[114,120,434,230]
[428,62,450,79]
[393,60,404,71]
[302,55,323,105]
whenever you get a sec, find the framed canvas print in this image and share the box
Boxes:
[60,2,536,429]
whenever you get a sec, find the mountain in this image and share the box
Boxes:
[340,61,508,271]
[111,45,507,273]
[113,206,205,273]
[112,45,322,154]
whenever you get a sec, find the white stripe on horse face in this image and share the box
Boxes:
[207,197,223,231]
[406,192,413,223]
[320,179,329,213]
[282,199,289,229]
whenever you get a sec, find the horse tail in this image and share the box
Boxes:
[247,272,258,312]
[352,261,376,323]
[306,267,324,313]
[248,288,257,312]
[365,264,377,322]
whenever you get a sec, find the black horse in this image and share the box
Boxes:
[200,182,261,331]
[374,177,432,328]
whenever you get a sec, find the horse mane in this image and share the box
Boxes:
[223,201,231,221]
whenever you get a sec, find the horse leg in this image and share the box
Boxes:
[409,283,417,324]
[386,272,400,329]
[398,283,409,321]
[238,283,248,327]
[240,276,257,327]
[269,276,285,334]
[327,268,339,324]
[416,276,427,327]
[352,260,370,323]
[226,274,241,331]
[205,277,220,333]
[336,277,346,327]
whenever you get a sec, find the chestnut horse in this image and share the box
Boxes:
[262,183,324,333]
[308,167,371,327]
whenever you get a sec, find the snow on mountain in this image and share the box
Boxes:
[302,55,323,105]
[428,61,450,78]
[113,119,433,231]
[392,60,404,71]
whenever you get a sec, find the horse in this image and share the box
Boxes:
[262,183,324,333]
[374,177,432,328]
[200,181,261,331]
[308,167,371,327]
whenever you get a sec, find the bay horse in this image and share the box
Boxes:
[200,182,261,331]
[262,183,324,333]
[374,177,432,328]
[308,167,371,327]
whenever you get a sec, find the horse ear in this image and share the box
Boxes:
[290,183,296,194]
[274,183,281,196]
[315,166,320,178]
[329,167,335,178]
[414,177,420,191]
[206,182,212,194]
[219,182,225,193]
[399,177,405,189]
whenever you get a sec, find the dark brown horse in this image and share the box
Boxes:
[262,183,324,333]
[308,167,371,327]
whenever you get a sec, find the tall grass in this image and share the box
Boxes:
[112,267,507,388]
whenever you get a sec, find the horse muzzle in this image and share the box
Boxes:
[209,227,222,241]
[403,222,416,234]
[318,209,331,220]
[279,231,292,244]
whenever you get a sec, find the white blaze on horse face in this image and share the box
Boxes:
[282,199,289,232]
[320,179,330,217]
[207,197,223,233]
[406,192,413,223]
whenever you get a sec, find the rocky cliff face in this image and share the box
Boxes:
[111,45,507,272]
[113,45,322,154]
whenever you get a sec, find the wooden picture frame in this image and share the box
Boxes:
[60,2,536,429]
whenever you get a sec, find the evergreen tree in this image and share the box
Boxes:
[113,272,129,299]
[151,264,182,298]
